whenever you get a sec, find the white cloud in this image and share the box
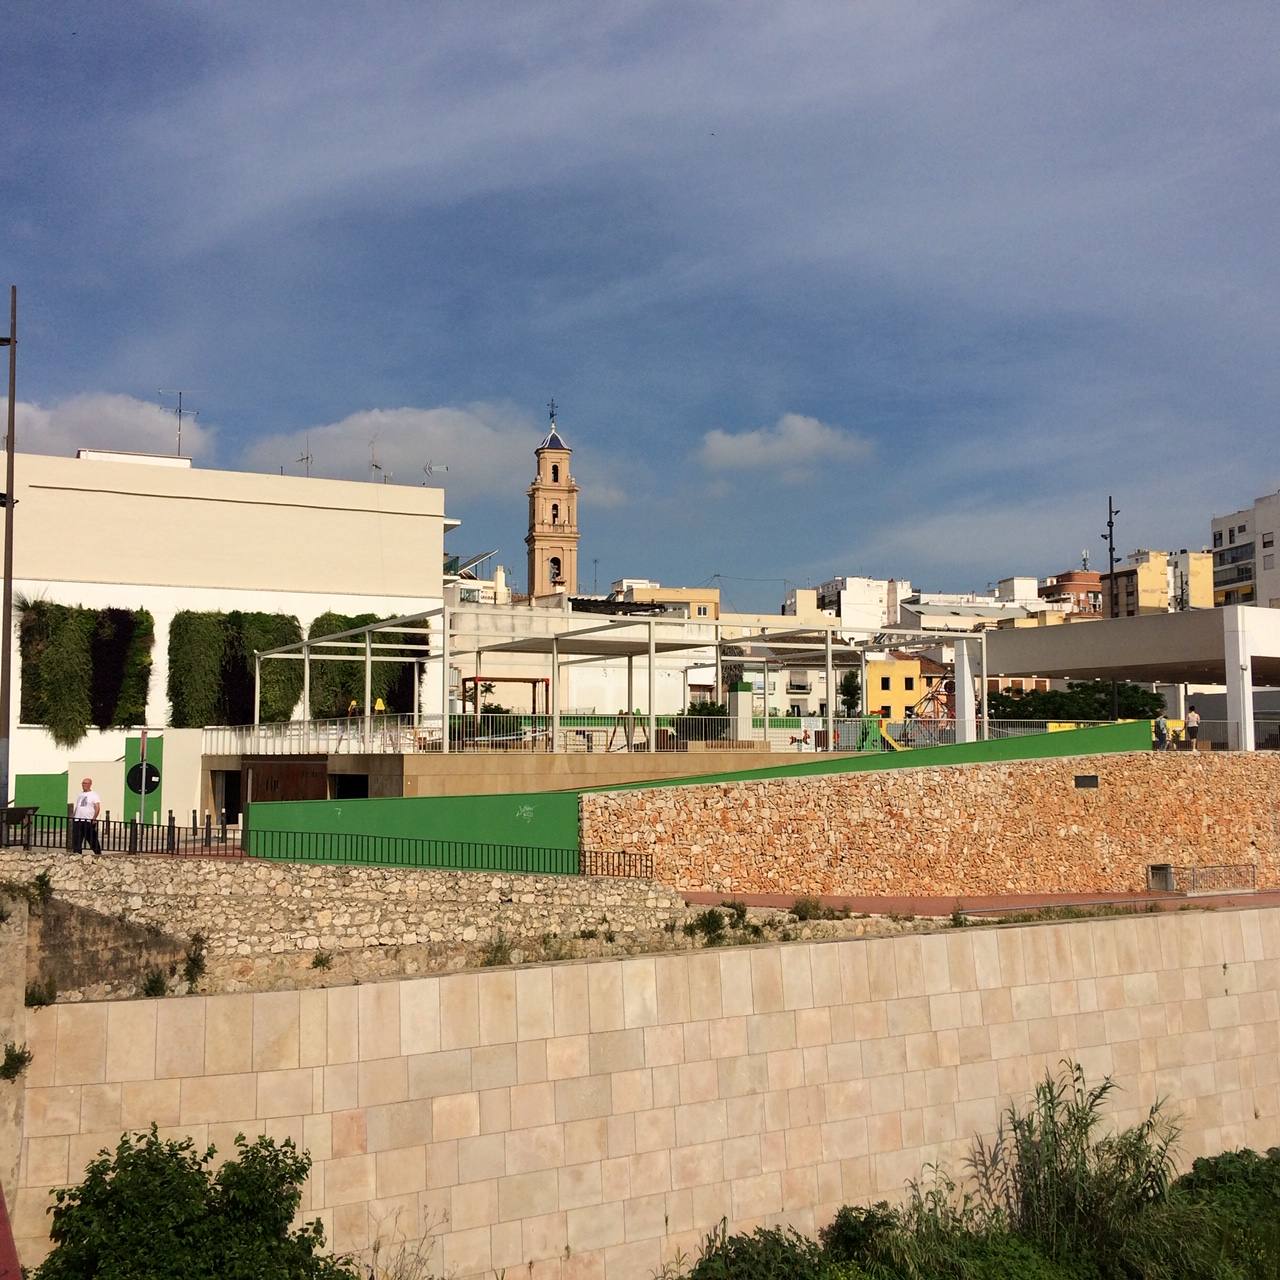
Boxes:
[241,401,629,506]
[699,413,871,480]
[14,394,214,459]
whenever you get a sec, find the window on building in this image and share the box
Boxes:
[1213,530,1223,547]
[904,677,915,691]
[1230,528,1236,545]
[880,705,892,718]
[1264,533,1275,549]
[1238,524,1248,534]
[549,556,562,583]
[1265,554,1275,571]
[880,676,891,691]
[551,503,559,524]
[695,605,708,617]
[551,464,559,482]
[1035,679,1048,692]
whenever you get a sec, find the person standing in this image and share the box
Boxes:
[1185,705,1201,746]
[72,777,102,854]
[1153,713,1169,752]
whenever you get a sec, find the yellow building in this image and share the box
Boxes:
[612,581,720,619]
[1102,548,1212,617]
[865,653,930,721]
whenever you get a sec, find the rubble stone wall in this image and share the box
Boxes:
[581,752,1280,896]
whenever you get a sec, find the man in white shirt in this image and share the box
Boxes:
[71,777,102,854]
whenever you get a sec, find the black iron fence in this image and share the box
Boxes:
[0,809,238,856]
[247,828,653,879]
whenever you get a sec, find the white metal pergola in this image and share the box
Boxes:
[251,605,996,752]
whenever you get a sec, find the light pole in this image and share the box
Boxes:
[0,287,17,806]
[1101,494,1119,720]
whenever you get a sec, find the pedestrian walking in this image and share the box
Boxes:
[1185,705,1200,745]
[72,777,102,854]
[1153,713,1169,751]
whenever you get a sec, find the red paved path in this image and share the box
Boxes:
[684,889,1280,916]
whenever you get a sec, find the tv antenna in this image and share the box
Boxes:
[423,460,449,484]
[1080,547,1090,571]
[296,435,313,478]
[158,389,202,456]
[369,439,382,483]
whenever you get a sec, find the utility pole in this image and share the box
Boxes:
[1101,495,1119,720]
[0,287,17,806]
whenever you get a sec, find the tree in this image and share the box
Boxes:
[838,669,861,717]
[35,1128,359,1280]
[986,680,1164,722]
[676,699,728,743]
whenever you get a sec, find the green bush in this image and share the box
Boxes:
[306,612,419,716]
[675,700,729,743]
[34,1128,359,1279]
[685,1222,834,1280]
[968,1062,1179,1266]
[90,607,154,727]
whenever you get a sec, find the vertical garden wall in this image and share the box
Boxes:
[167,611,304,726]
[304,612,421,718]
[18,600,155,746]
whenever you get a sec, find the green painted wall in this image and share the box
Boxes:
[123,734,164,823]
[595,720,1153,792]
[14,772,68,816]
[245,787,581,871]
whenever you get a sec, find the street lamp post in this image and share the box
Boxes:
[0,287,16,807]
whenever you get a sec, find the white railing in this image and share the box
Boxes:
[202,713,1140,757]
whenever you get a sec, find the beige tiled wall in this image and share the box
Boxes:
[14,908,1280,1277]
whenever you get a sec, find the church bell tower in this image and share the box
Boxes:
[525,402,580,597]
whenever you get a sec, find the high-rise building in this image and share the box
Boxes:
[524,410,580,598]
[1211,490,1280,608]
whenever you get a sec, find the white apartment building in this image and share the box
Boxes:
[784,577,912,632]
[1212,490,1280,608]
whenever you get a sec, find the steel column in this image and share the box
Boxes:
[363,633,372,749]
[551,637,560,753]
[647,621,656,753]
[626,654,634,750]
[824,628,835,751]
[439,607,451,754]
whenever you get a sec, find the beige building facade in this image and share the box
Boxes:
[525,421,580,598]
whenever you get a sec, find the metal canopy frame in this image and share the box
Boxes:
[253,605,990,752]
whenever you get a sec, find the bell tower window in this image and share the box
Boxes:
[549,556,562,583]
[551,463,559,482]
[551,503,559,525]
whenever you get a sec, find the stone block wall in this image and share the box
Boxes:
[581,752,1280,896]
[11,907,1280,1275]
[0,851,686,993]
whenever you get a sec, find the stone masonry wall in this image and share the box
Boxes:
[11,907,1280,1276]
[581,751,1280,896]
[0,852,686,993]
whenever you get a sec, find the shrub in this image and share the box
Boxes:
[674,701,729,744]
[311,949,333,971]
[968,1061,1179,1266]
[721,900,749,927]
[820,1203,898,1263]
[683,908,725,942]
[480,932,513,966]
[142,968,168,998]
[182,933,207,988]
[34,1128,359,1279]
[25,977,57,1008]
[686,1221,832,1280]
[0,1042,33,1081]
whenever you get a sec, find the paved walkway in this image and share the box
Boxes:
[684,888,1280,916]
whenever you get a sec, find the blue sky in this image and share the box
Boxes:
[4,2,1279,609]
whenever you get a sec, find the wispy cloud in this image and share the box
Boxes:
[14,394,215,459]
[699,413,871,482]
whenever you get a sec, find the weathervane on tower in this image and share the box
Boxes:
[547,398,557,424]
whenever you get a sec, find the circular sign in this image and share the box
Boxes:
[126,762,161,796]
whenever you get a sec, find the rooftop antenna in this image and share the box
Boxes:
[369,439,382,483]
[296,434,313,478]
[1081,547,1090,571]
[423,460,449,484]
[158,390,201,457]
